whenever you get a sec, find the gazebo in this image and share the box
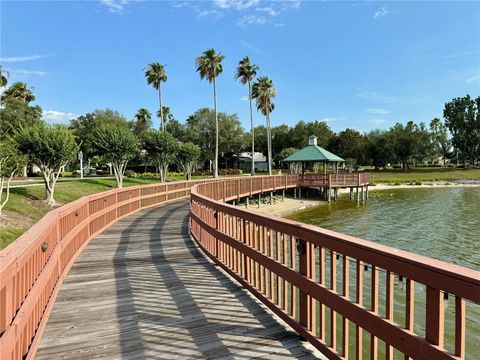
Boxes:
[282,135,345,174]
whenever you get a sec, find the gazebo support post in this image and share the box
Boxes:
[246,197,249,208]
[258,193,261,208]
[282,189,285,202]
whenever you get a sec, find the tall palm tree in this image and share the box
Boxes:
[1,82,35,103]
[0,66,9,87]
[235,56,259,176]
[144,63,167,131]
[133,108,152,138]
[196,48,224,178]
[252,76,277,175]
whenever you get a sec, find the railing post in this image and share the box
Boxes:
[214,211,219,258]
[357,172,361,186]
[297,238,309,329]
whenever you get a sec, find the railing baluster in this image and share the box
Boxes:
[356,260,363,360]
[385,271,394,359]
[330,250,337,351]
[455,297,465,358]
[319,246,326,341]
[371,265,379,360]
[425,286,445,349]
[342,255,349,359]
[290,235,296,318]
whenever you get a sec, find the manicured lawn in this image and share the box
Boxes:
[0,177,162,250]
[369,167,480,184]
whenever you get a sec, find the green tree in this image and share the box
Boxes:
[156,106,174,130]
[0,139,26,215]
[0,98,43,138]
[252,76,277,175]
[196,48,225,178]
[0,67,8,87]
[144,130,178,182]
[133,108,152,139]
[70,109,131,160]
[145,63,167,131]
[443,95,480,166]
[166,117,185,140]
[366,130,392,169]
[235,56,259,175]
[17,124,78,205]
[389,122,417,170]
[178,142,201,180]
[430,118,451,166]
[90,124,138,188]
[329,129,366,169]
[184,108,243,170]
[1,82,35,103]
[288,120,334,149]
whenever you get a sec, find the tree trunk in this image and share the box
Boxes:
[248,81,255,176]
[266,102,272,176]
[213,77,219,178]
[159,84,164,131]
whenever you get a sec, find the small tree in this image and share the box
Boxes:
[17,124,78,206]
[143,130,178,182]
[0,140,26,216]
[91,124,138,188]
[178,142,200,180]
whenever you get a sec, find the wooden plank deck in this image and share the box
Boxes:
[36,200,322,359]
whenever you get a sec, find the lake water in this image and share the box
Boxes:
[285,187,480,359]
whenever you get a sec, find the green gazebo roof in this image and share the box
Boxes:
[282,144,345,163]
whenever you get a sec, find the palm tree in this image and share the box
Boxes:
[156,106,172,128]
[133,108,152,138]
[252,76,277,175]
[196,48,224,178]
[0,66,9,87]
[235,56,259,176]
[144,63,167,131]
[1,82,35,103]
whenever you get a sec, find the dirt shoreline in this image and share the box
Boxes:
[248,181,480,217]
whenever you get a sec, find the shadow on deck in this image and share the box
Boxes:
[36,200,320,359]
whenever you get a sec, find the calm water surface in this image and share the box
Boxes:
[286,187,480,359]
[287,187,480,270]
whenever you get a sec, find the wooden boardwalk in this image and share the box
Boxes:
[36,200,321,360]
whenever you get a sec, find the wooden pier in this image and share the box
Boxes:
[1,174,478,360]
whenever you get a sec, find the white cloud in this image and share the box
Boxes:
[466,74,480,83]
[0,54,51,62]
[213,0,260,11]
[374,7,389,19]
[10,69,48,77]
[240,95,249,101]
[197,9,223,19]
[99,0,142,14]
[43,110,79,124]
[256,7,279,17]
[237,14,267,27]
[367,108,390,115]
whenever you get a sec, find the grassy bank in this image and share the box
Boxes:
[0,177,163,249]
[370,167,480,184]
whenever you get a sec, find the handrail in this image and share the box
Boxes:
[190,175,480,360]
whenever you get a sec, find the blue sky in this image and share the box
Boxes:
[1,0,479,132]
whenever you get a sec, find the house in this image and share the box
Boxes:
[238,152,268,171]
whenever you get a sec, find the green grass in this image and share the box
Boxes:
[0,177,162,250]
[370,167,480,184]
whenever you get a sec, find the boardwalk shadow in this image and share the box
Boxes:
[113,201,318,359]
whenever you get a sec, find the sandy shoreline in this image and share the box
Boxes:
[246,181,480,217]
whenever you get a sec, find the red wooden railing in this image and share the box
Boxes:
[190,175,480,360]
[299,172,370,188]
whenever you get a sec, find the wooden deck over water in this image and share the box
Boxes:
[36,200,321,359]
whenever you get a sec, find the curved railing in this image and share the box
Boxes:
[190,176,480,360]
[0,179,210,360]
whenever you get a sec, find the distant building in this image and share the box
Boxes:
[238,152,268,171]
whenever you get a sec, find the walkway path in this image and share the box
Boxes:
[36,200,320,359]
